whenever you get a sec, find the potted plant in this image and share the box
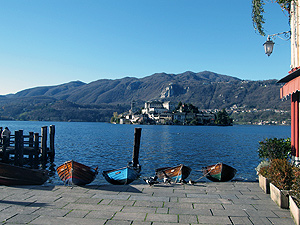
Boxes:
[290,166,300,225]
[256,138,291,194]
[268,159,294,209]
[257,137,291,160]
[257,162,271,194]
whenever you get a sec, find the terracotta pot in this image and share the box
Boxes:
[258,174,270,194]
[270,183,289,209]
[290,195,300,225]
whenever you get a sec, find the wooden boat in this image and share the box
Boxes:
[56,160,98,186]
[102,164,141,185]
[0,162,48,185]
[155,164,192,182]
[103,127,142,185]
[203,163,237,182]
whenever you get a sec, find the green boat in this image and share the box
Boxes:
[203,163,236,182]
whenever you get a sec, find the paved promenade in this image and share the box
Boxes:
[0,182,295,224]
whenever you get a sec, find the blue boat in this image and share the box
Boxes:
[102,164,141,185]
[103,127,142,185]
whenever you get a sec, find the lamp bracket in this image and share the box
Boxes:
[267,31,291,41]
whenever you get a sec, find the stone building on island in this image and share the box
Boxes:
[114,100,216,125]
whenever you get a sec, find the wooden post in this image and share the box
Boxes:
[34,133,40,165]
[14,130,20,166]
[41,126,47,162]
[18,130,24,166]
[29,132,34,147]
[1,126,7,162]
[0,127,5,162]
[28,132,34,165]
[0,127,2,145]
[49,125,55,161]
[132,127,142,168]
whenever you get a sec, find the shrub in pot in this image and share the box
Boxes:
[268,159,294,190]
[290,166,300,224]
[268,159,294,209]
[258,165,270,178]
[256,138,291,193]
[258,138,291,161]
[258,165,271,194]
[291,166,300,204]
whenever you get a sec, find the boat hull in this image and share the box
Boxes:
[103,166,140,185]
[56,160,98,186]
[155,164,191,182]
[203,163,237,182]
[0,163,48,185]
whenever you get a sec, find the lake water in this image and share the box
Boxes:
[0,121,291,185]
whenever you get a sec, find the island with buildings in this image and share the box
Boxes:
[111,100,232,126]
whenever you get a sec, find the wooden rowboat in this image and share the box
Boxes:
[203,163,237,182]
[102,164,141,185]
[56,160,98,186]
[0,162,48,185]
[103,128,142,185]
[155,164,191,182]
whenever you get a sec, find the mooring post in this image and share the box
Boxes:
[0,127,6,162]
[49,125,55,161]
[41,126,48,162]
[34,132,40,165]
[1,127,7,162]
[132,127,142,168]
[28,132,34,164]
[18,130,24,166]
[0,127,2,145]
[14,130,20,166]
[29,132,34,147]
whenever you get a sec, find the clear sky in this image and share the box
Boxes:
[0,0,292,95]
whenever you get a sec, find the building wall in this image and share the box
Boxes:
[291,92,300,165]
[290,0,300,165]
[291,0,300,68]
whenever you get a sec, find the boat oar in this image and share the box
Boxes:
[194,162,221,182]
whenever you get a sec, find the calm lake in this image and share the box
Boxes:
[0,121,291,185]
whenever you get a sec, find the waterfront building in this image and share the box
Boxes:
[116,100,216,125]
[278,0,300,165]
[142,101,169,114]
[157,113,173,125]
[162,101,176,111]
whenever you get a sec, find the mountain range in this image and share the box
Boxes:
[0,71,290,123]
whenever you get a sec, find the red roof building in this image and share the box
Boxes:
[278,68,300,165]
[278,1,300,165]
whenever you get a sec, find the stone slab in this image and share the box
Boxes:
[0,182,295,224]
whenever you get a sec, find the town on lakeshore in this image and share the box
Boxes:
[111,100,232,126]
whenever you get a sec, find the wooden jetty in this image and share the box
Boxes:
[0,125,55,167]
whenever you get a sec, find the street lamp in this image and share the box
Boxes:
[263,31,290,56]
[263,37,274,56]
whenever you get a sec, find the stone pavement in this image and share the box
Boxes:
[0,182,295,224]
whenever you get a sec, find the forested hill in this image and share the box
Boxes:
[0,71,290,122]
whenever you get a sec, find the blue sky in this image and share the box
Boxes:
[0,0,291,95]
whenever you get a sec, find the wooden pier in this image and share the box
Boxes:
[0,125,55,167]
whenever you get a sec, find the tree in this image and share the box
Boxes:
[215,109,233,126]
[252,0,292,36]
[175,101,183,111]
[181,103,199,113]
